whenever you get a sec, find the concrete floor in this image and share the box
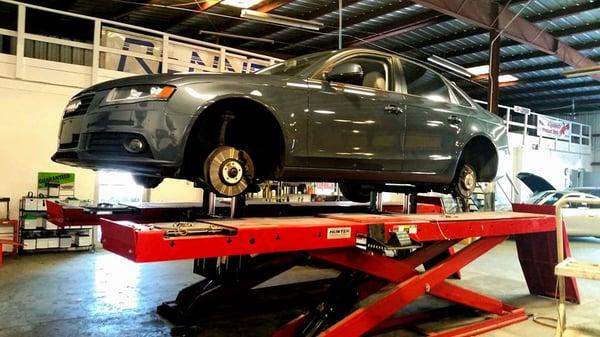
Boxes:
[0,238,599,337]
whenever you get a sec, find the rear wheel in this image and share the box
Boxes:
[204,146,255,197]
[132,175,163,189]
[339,183,371,203]
[452,162,477,199]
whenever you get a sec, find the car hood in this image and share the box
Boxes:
[516,172,556,193]
[79,73,296,95]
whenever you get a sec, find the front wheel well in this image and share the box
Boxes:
[181,97,285,181]
[458,136,498,182]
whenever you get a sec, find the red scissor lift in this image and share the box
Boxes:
[46,197,579,337]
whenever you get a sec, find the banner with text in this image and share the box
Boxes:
[537,115,570,140]
[100,27,274,75]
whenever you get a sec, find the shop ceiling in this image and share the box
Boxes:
[10,0,600,115]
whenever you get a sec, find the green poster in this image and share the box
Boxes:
[37,172,75,189]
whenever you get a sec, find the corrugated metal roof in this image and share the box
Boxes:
[8,0,600,114]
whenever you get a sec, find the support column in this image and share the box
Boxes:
[488,3,500,115]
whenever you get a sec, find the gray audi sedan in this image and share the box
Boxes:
[52,48,508,201]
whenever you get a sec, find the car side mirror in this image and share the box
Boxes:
[325,63,364,83]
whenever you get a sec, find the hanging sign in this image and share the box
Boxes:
[537,115,570,140]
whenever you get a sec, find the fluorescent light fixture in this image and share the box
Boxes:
[198,30,274,44]
[466,65,519,83]
[240,9,324,31]
[466,65,489,76]
[222,0,264,8]
[498,74,519,83]
[562,65,600,78]
[427,55,472,77]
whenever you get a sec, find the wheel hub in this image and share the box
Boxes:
[204,146,254,197]
[221,160,243,185]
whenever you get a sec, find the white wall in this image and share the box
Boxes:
[0,77,200,218]
[507,133,592,201]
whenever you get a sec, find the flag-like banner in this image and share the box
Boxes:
[537,115,570,140]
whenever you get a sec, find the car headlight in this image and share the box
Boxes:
[103,85,176,105]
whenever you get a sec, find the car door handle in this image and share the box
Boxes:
[384,104,403,115]
[448,115,462,124]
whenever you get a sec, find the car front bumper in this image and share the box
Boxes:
[52,90,195,176]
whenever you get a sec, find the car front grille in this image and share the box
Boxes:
[87,133,152,157]
[63,92,95,118]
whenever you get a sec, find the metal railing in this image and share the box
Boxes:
[475,100,591,154]
[0,0,281,86]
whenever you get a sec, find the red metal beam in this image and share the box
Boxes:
[411,0,600,80]
[349,11,446,47]
[316,236,508,337]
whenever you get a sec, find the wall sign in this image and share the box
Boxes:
[537,115,571,140]
[101,27,273,75]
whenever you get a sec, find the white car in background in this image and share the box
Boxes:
[526,191,600,237]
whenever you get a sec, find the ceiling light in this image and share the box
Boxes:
[198,30,274,44]
[427,55,472,77]
[562,65,600,78]
[221,0,263,8]
[498,74,519,83]
[466,65,519,84]
[466,65,490,76]
[240,9,324,31]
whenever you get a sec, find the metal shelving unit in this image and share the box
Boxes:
[19,196,93,253]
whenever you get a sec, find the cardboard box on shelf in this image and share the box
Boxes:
[59,235,72,248]
[43,219,58,230]
[36,238,49,249]
[23,216,39,229]
[75,234,91,247]
[47,237,60,249]
[22,239,36,250]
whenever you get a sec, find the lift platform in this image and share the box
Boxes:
[46,199,579,337]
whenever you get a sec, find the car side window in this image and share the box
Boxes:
[401,60,451,103]
[323,56,390,91]
[450,85,472,107]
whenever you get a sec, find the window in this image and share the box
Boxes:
[97,171,144,205]
[401,60,450,103]
[257,51,332,76]
[450,86,472,107]
[321,56,389,90]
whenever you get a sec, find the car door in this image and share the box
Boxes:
[562,195,600,236]
[398,59,473,179]
[306,52,406,171]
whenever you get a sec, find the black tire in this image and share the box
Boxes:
[339,183,371,203]
[133,175,164,189]
[452,162,477,199]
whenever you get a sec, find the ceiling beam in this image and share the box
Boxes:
[202,0,293,38]
[113,0,158,20]
[501,80,600,97]
[278,1,419,52]
[225,0,364,48]
[503,89,600,105]
[410,0,600,80]
[399,1,599,55]
[163,0,227,33]
[349,11,447,47]
[199,0,223,11]
[441,21,600,60]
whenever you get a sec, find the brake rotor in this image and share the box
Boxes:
[455,164,477,198]
[204,146,254,197]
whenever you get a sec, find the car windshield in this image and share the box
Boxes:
[527,191,553,204]
[256,51,332,76]
[542,192,564,205]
